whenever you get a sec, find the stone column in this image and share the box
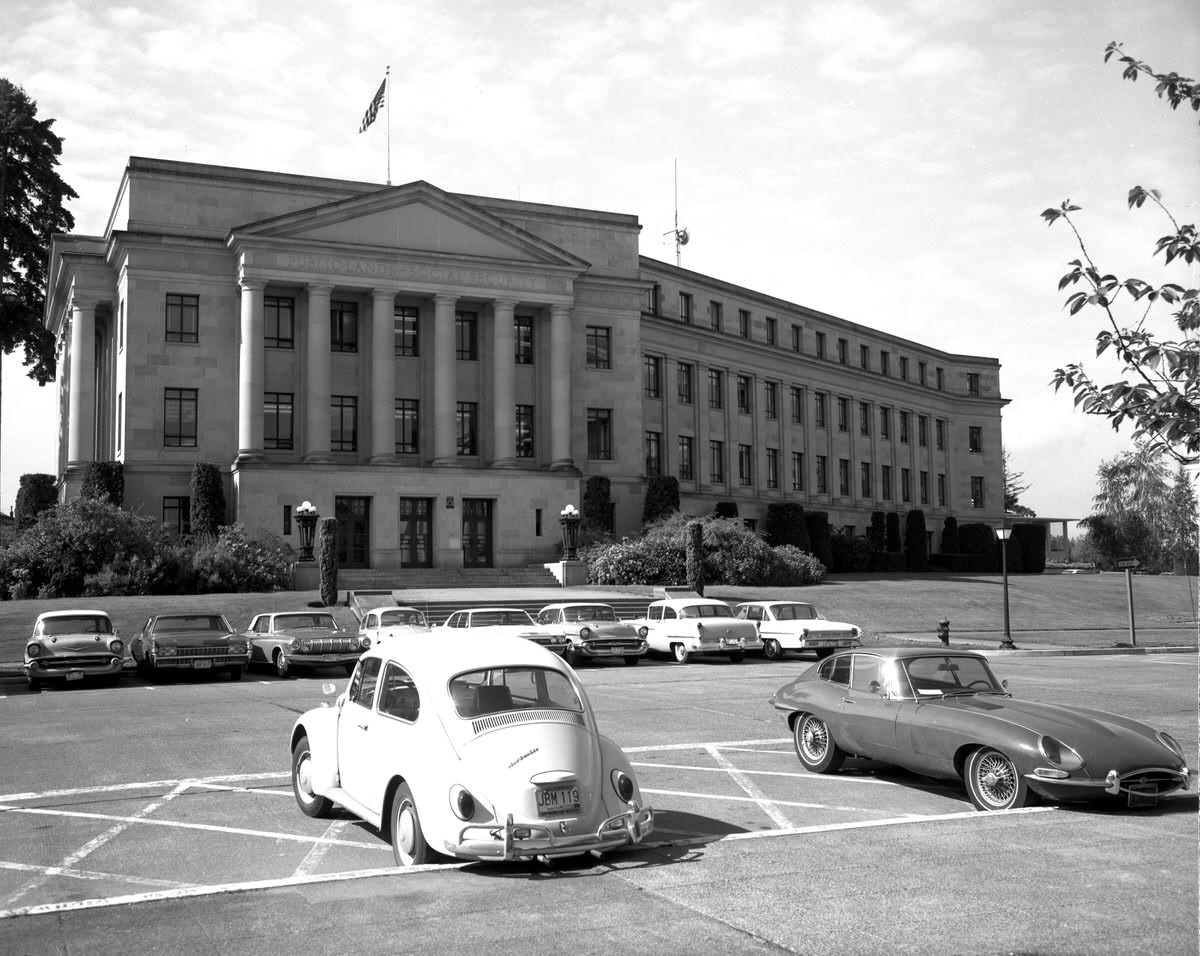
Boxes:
[236,280,265,461]
[304,283,333,462]
[66,296,96,467]
[548,303,574,470]
[370,288,396,463]
[431,292,458,464]
[491,299,517,467]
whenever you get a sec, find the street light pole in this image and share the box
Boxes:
[996,526,1015,650]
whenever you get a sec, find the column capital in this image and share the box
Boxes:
[492,297,518,312]
[238,278,266,293]
[371,287,399,304]
[432,291,458,307]
[306,281,335,294]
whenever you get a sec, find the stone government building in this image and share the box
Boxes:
[44,157,1007,571]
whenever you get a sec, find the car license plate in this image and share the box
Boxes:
[536,784,580,817]
[66,671,83,682]
[192,660,212,670]
[1127,784,1158,808]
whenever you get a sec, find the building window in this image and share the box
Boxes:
[838,459,851,497]
[967,372,981,396]
[709,439,725,483]
[815,331,826,359]
[677,362,694,404]
[515,404,535,458]
[332,395,358,451]
[814,392,827,428]
[678,435,694,481]
[791,324,802,352]
[165,293,199,344]
[919,470,930,505]
[790,386,803,424]
[455,311,477,360]
[585,326,611,369]
[645,284,660,315]
[971,476,985,508]
[815,455,828,494]
[766,448,779,489]
[395,398,419,455]
[709,300,722,331]
[901,467,912,503]
[791,452,804,491]
[645,431,662,476]
[265,296,294,349]
[899,356,909,380]
[860,344,870,369]
[900,411,910,444]
[331,301,358,352]
[644,356,662,398]
[918,361,927,386]
[163,387,197,447]
[880,405,891,440]
[162,496,191,536]
[938,472,947,506]
[880,350,890,376]
[587,408,612,460]
[456,401,478,456]
[738,309,750,338]
[860,462,872,498]
[837,396,849,432]
[936,367,945,391]
[881,464,893,500]
[837,338,849,365]
[969,425,983,453]
[736,374,752,414]
[859,401,871,436]
[264,392,294,450]
[936,418,946,450]
[393,305,419,357]
[918,415,929,448]
[765,316,777,345]
[738,444,753,486]
[764,382,778,419]
[514,315,534,364]
[679,292,693,324]
[708,369,724,409]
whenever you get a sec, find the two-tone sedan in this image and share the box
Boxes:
[769,648,1190,810]
[24,610,129,691]
[734,600,862,660]
[629,594,762,663]
[290,634,654,864]
[358,606,432,644]
[131,613,248,681]
[433,608,570,656]
[245,611,369,678]
[535,603,647,666]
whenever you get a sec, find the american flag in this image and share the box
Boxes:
[358,76,386,133]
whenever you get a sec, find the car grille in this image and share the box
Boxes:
[175,645,241,657]
[1118,769,1187,795]
[37,655,116,670]
[806,630,849,640]
[471,709,586,735]
[300,638,359,653]
[584,640,643,652]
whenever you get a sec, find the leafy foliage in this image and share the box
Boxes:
[685,520,704,595]
[13,472,56,531]
[763,502,811,552]
[317,516,338,606]
[1,79,76,383]
[189,463,226,537]
[941,516,960,554]
[1042,47,1199,464]
[904,510,928,572]
[642,475,680,525]
[581,476,613,537]
[803,511,833,569]
[1002,448,1035,516]
[80,461,124,506]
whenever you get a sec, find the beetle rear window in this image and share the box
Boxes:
[450,667,582,718]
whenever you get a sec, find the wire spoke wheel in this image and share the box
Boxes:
[793,713,845,773]
[965,747,1028,811]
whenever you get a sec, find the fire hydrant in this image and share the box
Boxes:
[937,619,950,646]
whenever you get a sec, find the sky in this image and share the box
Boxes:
[2,0,1197,522]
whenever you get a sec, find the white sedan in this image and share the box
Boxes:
[733,600,862,659]
[434,607,570,655]
[289,635,654,864]
[358,606,431,643]
[629,595,762,664]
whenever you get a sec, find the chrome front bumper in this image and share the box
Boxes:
[447,804,654,861]
[1024,765,1189,796]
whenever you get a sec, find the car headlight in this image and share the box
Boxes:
[580,626,593,640]
[227,641,247,654]
[800,628,809,637]
[450,785,477,821]
[155,643,177,657]
[108,638,123,654]
[359,636,371,650]
[26,642,42,658]
[1039,735,1085,771]
[611,769,636,803]
[851,627,861,638]
[1157,732,1185,759]
[638,626,649,639]
[289,638,302,651]
[298,639,312,653]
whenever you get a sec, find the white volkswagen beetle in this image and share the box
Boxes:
[289,635,653,865]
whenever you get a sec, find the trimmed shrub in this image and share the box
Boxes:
[763,502,810,551]
[685,520,705,595]
[904,510,928,572]
[804,511,833,569]
[941,516,960,554]
[317,517,338,606]
[885,512,902,553]
[1012,523,1047,573]
[767,545,827,585]
[959,523,1000,572]
[80,462,124,506]
[713,501,739,519]
[14,473,57,532]
[868,512,886,568]
[582,476,613,537]
[642,475,680,525]
[190,463,226,538]
[831,530,872,572]
[928,552,966,572]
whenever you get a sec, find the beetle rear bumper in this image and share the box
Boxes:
[447,804,654,861]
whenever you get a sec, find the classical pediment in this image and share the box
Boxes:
[230,181,588,269]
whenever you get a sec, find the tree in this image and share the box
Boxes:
[1,79,77,384]
[1002,448,1036,516]
[1042,45,1199,465]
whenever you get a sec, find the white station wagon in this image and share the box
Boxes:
[290,635,654,865]
[734,600,862,660]
[630,593,762,664]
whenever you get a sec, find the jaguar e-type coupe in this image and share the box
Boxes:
[290,634,654,865]
[769,648,1189,810]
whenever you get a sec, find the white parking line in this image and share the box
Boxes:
[0,859,190,890]
[632,761,903,786]
[293,820,351,878]
[0,771,288,803]
[625,737,790,753]
[643,787,904,815]
[705,745,793,828]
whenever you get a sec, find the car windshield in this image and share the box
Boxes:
[772,604,819,621]
[900,655,1004,697]
[379,609,426,626]
[563,605,616,623]
[39,615,112,636]
[472,610,535,627]
[449,666,583,718]
[274,614,336,630]
[679,604,734,619]
[153,615,229,632]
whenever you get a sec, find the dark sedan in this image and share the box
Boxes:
[769,648,1189,810]
[131,613,249,681]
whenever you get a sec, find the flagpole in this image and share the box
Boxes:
[386,65,391,186]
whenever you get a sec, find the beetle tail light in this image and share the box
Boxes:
[450,785,476,821]
[611,770,635,803]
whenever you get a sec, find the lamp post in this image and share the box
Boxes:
[295,501,319,562]
[559,504,581,562]
[996,526,1015,649]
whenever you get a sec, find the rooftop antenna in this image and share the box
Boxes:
[662,158,689,266]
